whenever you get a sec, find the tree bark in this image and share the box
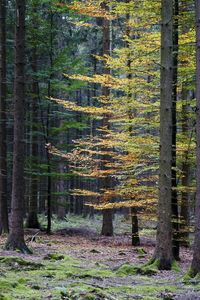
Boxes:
[46,11,54,234]
[26,47,40,229]
[171,0,179,260]
[5,0,30,253]
[100,1,113,236]
[190,0,200,275]
[101,209,113,236]
[0,0,9,233]
[180,89,191,247]
[126,0,140,246]
[154,0,174,269]
[131,207,140,246]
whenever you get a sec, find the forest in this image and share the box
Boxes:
[0,0,200,299]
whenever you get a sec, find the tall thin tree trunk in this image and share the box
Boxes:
[46,11,54,234]
[5,0,30,253]
[101,1,113,236]
[131,207,140,246]
[0,0,9,233]
[171,0,179,260]
[26,47,40,229]
[154,0,174,269]
[180,89,191,247]
[190,0,200,276]
[126,0,140,246]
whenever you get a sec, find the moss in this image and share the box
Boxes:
[0,256,43,270]
[116,263,137,276]
[116,260,159,277]
[11,285,42,299]
[0,279,18,291]
[171,260,180,272]
[183,268,200,285]
[108,284,177,299]
[61,283,114,300]
[80,266,114,279]
[138,259,159,275]
[0,294,11,300]
[30,285,41,290]
[136,247,147,255]
[0,252,183,300]
[17,278,29,285]
[182,268,196,283]
[43,253,65,261]
[139,258,179,273]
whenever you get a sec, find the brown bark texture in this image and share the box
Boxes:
[0,0,9,233]
[100,1,113,237]
[180,89,191,247]
[126,0,140,246]
[5,0,30,253]
[154,0,174,269]
[26,48,40,229]
[171,0,179,260]
[191,0,200,275]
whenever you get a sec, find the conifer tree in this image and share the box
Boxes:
[5,0,30,253]
[100,1,113,237]
[190,0,200,276]
[172,0,180,260]
[0,0,9,233]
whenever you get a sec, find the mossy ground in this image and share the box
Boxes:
[0,215,198,299]
[0,252,197,300]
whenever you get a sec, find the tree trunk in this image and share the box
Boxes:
[171,0,179,260]
[154,0,174,269]
[57,162,66,219]
[126,0,140,246]
[180,89,191,247]
[101,209,113,236]
[5,0,30,253]
[190,0,200,276]
[46,11,54,234]
[131,207,140,246]
[26,47,40,229]
[0,0,9,233]
[100,1,113,236]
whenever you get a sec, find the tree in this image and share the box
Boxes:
[26,0,40,229]
[0,0,9,233]
[26,47,40,229]
[100,1,114,237]
[171,0,179,260]
[5,0,30,253]
[190,0,200,276]
[154,0,174,269]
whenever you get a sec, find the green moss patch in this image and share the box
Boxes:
[0,256,43,270]
[116,260,159,276]
[183,268,200,285]
[43,253,65,261]
[59,283,115,300]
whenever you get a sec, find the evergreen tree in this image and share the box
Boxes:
[190,0,200,276]
[5,0,30,253]
[0,0,9,233]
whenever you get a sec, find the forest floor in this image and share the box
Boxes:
[0,215,199,300]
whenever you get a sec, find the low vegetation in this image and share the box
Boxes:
[0,216,199,300]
